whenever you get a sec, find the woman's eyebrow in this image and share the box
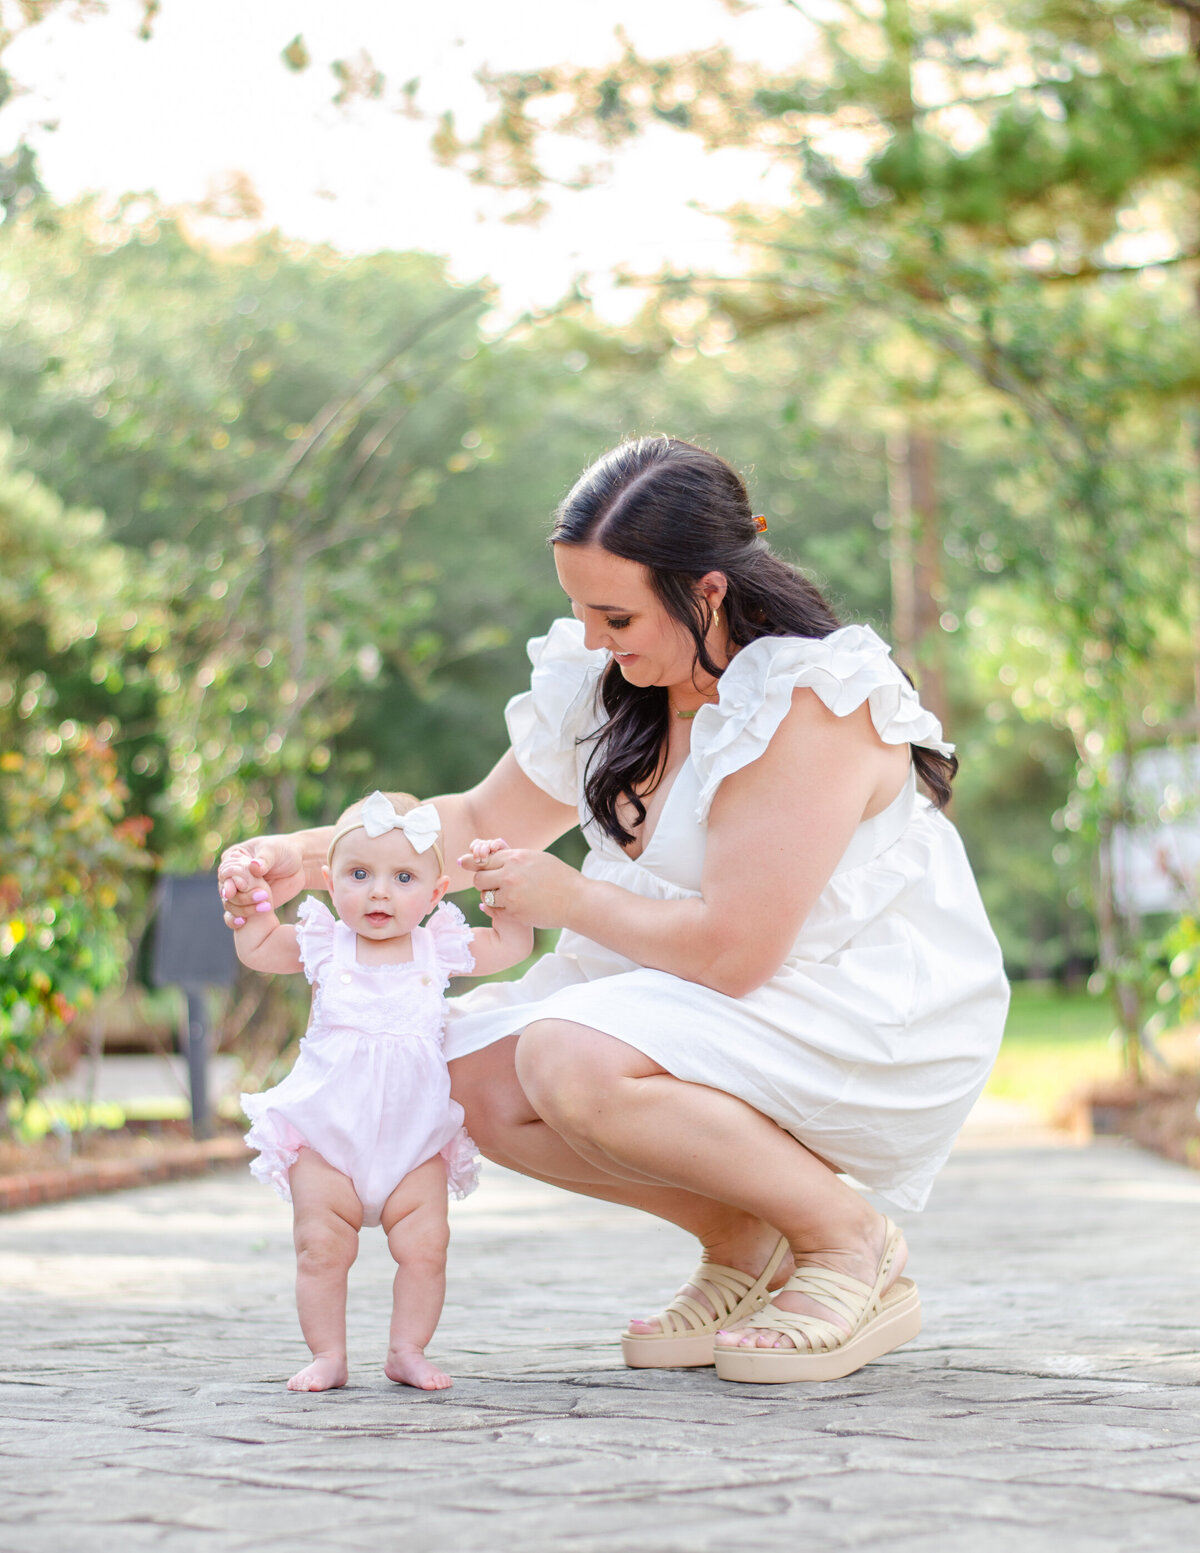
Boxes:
[584,601,632,613]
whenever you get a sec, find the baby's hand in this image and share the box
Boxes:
[222,884,275,931]
[465,837,509,866]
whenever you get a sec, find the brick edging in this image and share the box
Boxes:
[0,1136,248,1212]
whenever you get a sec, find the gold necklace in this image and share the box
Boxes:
[670,693,719,720]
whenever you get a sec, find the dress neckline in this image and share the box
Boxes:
[337,917,424,972]
[619,755,696,865]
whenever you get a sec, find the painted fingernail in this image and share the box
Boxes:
[255,901,271,913]
[251,889,268,902]
[234,917,245,927]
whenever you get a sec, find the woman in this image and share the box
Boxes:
[220,436,1008,1385]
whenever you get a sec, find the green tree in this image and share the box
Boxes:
[0,443,151,1123]
[0,202,508,857]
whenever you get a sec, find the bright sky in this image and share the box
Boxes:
[1,0,810,317]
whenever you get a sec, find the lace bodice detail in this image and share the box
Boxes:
[296,897,474,1042]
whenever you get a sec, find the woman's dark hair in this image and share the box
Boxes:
[551,435,956,845]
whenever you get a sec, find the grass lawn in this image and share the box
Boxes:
[985,982,1123,1117]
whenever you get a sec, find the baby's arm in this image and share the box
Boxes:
[461,837,534,977]
[231,889,303,975]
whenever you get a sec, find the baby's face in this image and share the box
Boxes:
[323,829,448,942]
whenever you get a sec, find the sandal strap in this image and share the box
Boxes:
[644,1236,789,1337]
[738,1218,904,1354]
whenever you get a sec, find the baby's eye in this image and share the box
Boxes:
[352,868,368,881]
[395,871,413,884]
[606,616,631,630]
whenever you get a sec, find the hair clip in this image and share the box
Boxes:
[753,514,769,534]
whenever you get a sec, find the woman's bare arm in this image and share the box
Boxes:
[434,751,579,893]
[473,692,911,998]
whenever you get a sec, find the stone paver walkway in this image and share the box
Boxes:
[1,1120,1199,1552]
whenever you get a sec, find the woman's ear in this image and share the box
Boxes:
[695,570,728,610]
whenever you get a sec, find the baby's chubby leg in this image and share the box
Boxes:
[288,1148,364,1392]
[380,1155,453,1391]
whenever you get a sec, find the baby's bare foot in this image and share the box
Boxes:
[287,1353,348,1392]
[384,1344,452,1391]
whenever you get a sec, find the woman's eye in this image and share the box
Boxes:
[606,616,631,630]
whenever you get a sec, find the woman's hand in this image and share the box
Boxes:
[218,836,307,929]
[459,846,583,931]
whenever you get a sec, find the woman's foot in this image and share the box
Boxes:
[287,1353,348,1391]
[385,1343,452,1391]
[714,1213,906,1351]
[626,1220,795,1335]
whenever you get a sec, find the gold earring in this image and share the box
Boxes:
[712,606,721,629]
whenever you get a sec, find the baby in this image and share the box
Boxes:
[229,790,531,1392]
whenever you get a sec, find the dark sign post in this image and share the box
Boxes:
[151,874,239,1140]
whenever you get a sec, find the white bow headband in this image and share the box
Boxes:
[327,792,445,870]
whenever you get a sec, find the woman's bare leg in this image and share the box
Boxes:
[287,1149,364,1391]
[380,1155,453,1391]
[449,1037,794,1322]
[513,1021,905,1351]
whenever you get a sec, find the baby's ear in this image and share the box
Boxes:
[431,874,450,907]
[321,863,332,890]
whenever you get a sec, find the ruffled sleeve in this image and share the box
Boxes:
[504,617,607,807]
[295,895,337,986]
[689,625,953,821]
[425,900,476,978]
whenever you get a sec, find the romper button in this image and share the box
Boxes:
[421,975,432,986]
[340,973,352,984]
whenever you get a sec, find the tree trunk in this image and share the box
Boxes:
[886,426,947,726]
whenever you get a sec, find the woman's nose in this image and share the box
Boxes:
[580,618,607,652]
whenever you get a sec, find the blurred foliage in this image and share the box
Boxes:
[0,439,152,1123]
[1153,912,1200,1036]
[0,726,151,1128]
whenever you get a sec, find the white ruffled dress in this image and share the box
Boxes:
[445,618,1009,1212]
[242,898,480,1224]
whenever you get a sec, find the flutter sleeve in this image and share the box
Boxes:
[689,624,954,822]
[295,895,337,985]
[426,900,476,978]
[503,617,607,807]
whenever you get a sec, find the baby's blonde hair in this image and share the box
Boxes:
[326,791,445,872]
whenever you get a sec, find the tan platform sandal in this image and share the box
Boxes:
[712,1217,921,1384]
[621,1234,790,1369]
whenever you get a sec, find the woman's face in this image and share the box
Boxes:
[554,543,715,691]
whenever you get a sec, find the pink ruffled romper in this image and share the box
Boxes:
[241,897,480,1224]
